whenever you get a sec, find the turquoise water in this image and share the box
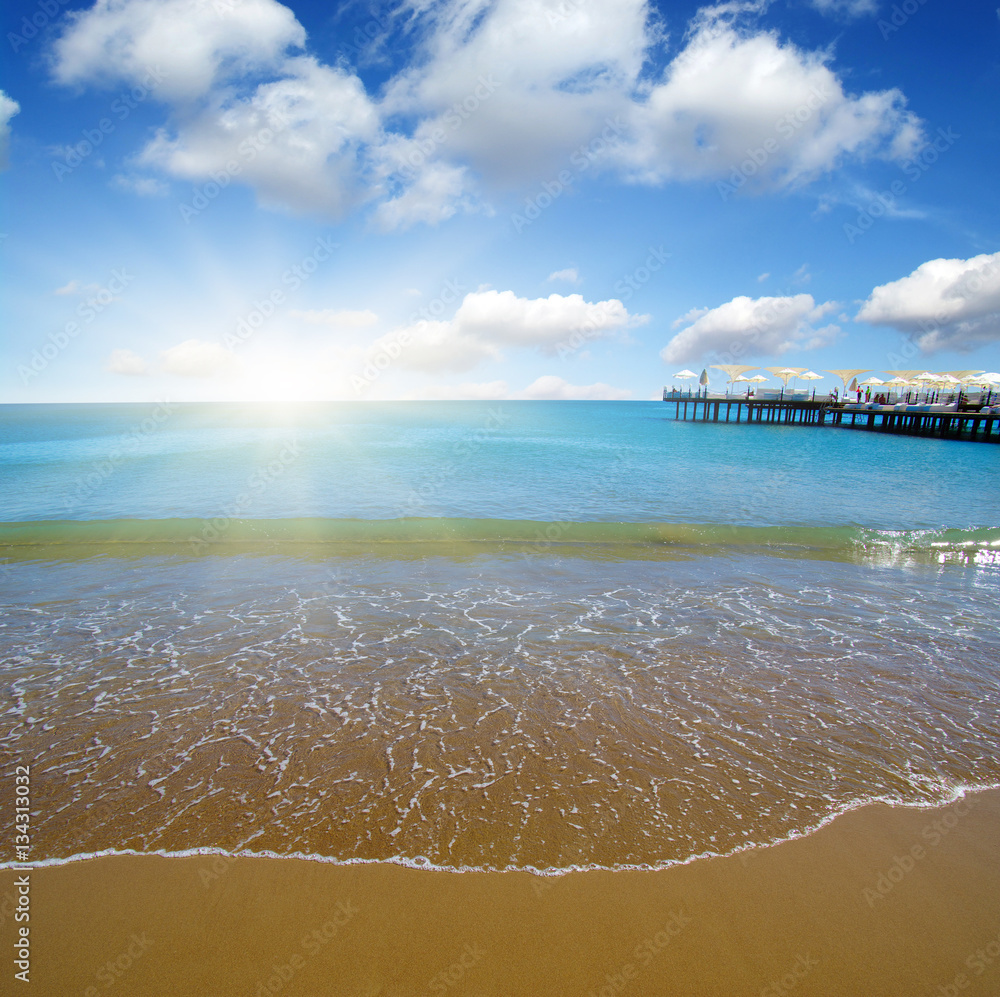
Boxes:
[1,401,997,528]
[1,401,999,871]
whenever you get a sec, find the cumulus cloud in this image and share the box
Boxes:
[372,160,475,231]
[547,268,580,284]
[661,293,839,364]
[0,91,20,170]
[160,338,237,376]
[140,56,380,218]
[291,308,378,328]
[620,8,922,191]
[107,348,149,375]
[53,0,305,100]
[855,252,1000,353]
[516,375,632,400]
[49,0,924,225]
[369,289,642,373]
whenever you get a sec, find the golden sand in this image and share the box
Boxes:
[3,790,999,996]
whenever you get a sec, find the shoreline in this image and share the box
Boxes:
[5,789,999,996]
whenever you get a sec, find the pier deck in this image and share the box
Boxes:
[664,395,1000,443]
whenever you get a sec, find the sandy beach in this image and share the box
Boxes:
[4,789,998,996]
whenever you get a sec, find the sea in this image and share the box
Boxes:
[1,400,998,873]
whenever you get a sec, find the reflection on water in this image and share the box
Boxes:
[3,550,998,871]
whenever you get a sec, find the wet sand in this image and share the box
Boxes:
[4,790,999,996]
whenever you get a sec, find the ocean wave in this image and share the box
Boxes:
[5,782,996,875]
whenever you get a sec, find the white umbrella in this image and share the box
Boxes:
[673,369,698,379]
[799,370,823,399]
[860,377,885,386]
[699,368,710,395]
[827,369,871,392]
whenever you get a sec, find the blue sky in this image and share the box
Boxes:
[1,0,998,402]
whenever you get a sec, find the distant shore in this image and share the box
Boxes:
[5,789,998,996]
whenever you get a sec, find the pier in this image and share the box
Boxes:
[663,393,1000,443]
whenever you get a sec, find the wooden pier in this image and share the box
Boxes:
[665,396,1000,443]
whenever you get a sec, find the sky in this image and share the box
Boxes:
[1,0,999,403]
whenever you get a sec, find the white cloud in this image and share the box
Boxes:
[454,289,641,350]
[619,8,922,190]
[140,56,380,218]
[111,172,169,196]
[807,0,878,16]
[0,91,19,170]
[160,338,237,376]
[661,293,840,363]
[369,319,499,374]
[49,0,924,226]
[55,279,101,296]
[372,160,475,231]
[107,348,149,375]
[369,289,643,373]
[757,272,770,282]
[53,0,305,100]
[547,268,580,284]
[516,375,632,400]
[384,0,650,189]
[855,252,1000,353]
[291,308,378,328]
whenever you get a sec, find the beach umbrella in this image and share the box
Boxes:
[673,369,698,380]
[710,364,758,395]
[699,368,709,394]
[884,370,928,380]
[799,370,823,400]
[912,371,936,399]
[860,377,885,386]
[883,376,910,401]
[766,366,807,386]
[826,369,871,392]
[943,370,985,380]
